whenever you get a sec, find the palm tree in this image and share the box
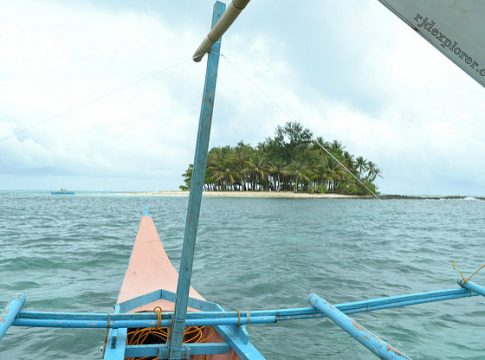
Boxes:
[180,164,193,191]
[329,140,344,155]
[287,159,313,192]
[231,141,253,190]
[366,161,381,182]
[267,159,286,191]
[325,156,347,192]
[355,156,368,177]
[312,162,330,193]
[244,152,271,191]
[180,122,381,195]
[207,147,236,190]
[210,160,238,191]
[341,151,355,171]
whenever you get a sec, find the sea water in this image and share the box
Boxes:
[0,191,484,359]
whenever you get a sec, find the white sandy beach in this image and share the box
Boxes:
[121,191,362,199]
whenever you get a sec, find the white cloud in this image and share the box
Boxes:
[0,1,206,189]
[0,0,484,194]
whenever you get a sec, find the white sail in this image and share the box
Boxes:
[378,0,485,88]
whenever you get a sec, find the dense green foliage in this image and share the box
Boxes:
[180,122,380,195]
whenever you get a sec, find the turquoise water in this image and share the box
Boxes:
[0,191,484,359]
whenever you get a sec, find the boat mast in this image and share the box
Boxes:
[169,1,250,359]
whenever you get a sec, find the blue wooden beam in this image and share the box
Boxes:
[117,288,219,313]
[103,327,127,360]
[214,323,267,360]
[308,293,411,360]
[103,305,127,360]
[206,303,266,359]
[169,2,226,359]
[14,314,276,329]
[10,285,480,329]
[0,294,26,341]
[327,286,477,316]
[125,343,230,358]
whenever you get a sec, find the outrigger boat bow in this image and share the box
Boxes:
[1,1,484,359]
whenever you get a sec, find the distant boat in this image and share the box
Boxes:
[50,188,75,195]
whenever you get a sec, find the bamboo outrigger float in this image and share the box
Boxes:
[1,1,484,359]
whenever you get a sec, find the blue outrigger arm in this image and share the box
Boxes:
[460,279,485,296]
[308,294,411,360]
[0,294,26,341]
[1,280,484,358]
[7,283,480,330]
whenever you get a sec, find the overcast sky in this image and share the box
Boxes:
[1,0,484,195]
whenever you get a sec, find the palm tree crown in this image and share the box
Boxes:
[180,122,381,195]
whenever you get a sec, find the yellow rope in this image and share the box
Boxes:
[125,306,213,360]
[153,306,163,329]
[236,309,251,326]
[101,313,111,358]
[452,261,485,283]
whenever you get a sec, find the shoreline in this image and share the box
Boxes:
[117,191,485,200]
[120,191,364,199]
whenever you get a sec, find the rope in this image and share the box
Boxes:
[153,306,163,329]
[452,261,485,284]
[0,59,190,144]
[313,140,383,201]
[101,313,111,357]
[236,309,250,326]
[219,52,401,218]
[220,52,293,121]
[125,306,214,360]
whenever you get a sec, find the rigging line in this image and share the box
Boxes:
[314,140,400,217]
[313,140,380,201]
[219,52,293,120]
[220,52,401,217]
[313,140,401,217]
[221,54,378,195]
[0,59,191,144]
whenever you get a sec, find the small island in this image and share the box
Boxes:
[180,122,380,196]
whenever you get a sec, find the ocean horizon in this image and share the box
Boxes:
[1,189,484,199]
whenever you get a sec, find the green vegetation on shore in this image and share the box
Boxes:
[180,122,380,195]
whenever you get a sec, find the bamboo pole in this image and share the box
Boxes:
[193,0,250,62]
